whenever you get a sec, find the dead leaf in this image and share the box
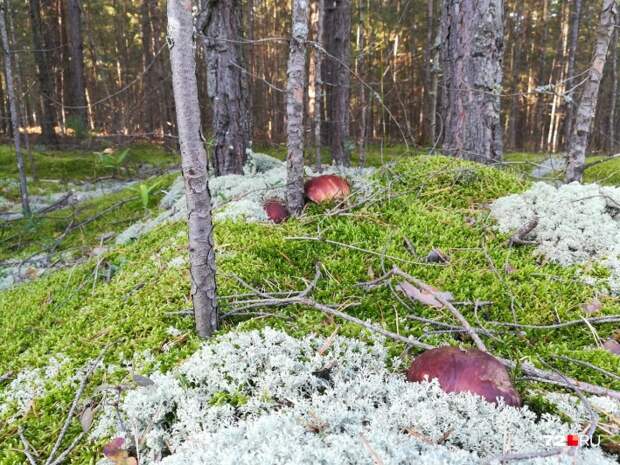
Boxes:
[425,248,449,264]
[80,405,95,432]
[581,299,603,315]
[132,374,155,387]
[503,262,516,274]
[603,339,620,356]
[103,437,138,465]
[397,281,453,309]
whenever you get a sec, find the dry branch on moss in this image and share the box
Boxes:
[226,263,620,400]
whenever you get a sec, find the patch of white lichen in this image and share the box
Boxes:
[115,151,377,244]
[490,182,620,293]
[91,328,617,465]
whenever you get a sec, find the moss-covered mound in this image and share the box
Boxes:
[1,155,619,464]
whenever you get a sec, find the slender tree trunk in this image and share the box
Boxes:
[423,0,434,144]
[565,0,618,183]
[610,28,618,153]
[29,0,58,144]
[440,0,504,163]
[199,0,251,176]
[286,0,309,215]
[63,0,88,133]
[563,0,582,148]
[323,0,351,166]
[141,0,155,134]
[0,3,30,216]
[314,0,324,171]
[168,0,218,338]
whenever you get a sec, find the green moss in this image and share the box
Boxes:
[0,173,177,261]
[255,142,416,167]
[0,143,178,201]
[1,155,619,464]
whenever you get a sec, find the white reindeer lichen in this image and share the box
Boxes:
[93,328,617,465]
[490,181,620,293]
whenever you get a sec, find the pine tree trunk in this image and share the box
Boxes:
[609,28,618,153]
[563,0,582,149]
[323,0,351,166]
[286,0,309,215]
[565,0,617,183]
[423,0,434,144]
[168,0,218,338]
[63,0,88,133]
[440,0,504,163]
[0,3,30,216]
[314,0,325,171]
[29,0,58,145]
[199,0,251,176]
[141,0,155,135]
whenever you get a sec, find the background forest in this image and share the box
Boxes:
[2,0,618,155]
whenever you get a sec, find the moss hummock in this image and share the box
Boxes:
[0,154,619,464]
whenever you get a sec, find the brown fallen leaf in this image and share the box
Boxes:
[581,299,603,315]
[503,262,516,274]
[602,339,620,356]
[425,248,450,264]
[397,281,453,309]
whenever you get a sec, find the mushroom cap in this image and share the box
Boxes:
[263,199,290,224]
[304,175,351,204]
[406,346,521,407]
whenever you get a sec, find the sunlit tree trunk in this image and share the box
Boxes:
[566,0,618,182]
[440,0,504,163]
[29,0,58,144]
[286,0,309,215]
[168,0,218,338]
[0,2,30,216]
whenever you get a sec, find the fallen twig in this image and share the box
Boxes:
[508,217,538,247]
[482,447,567,464]
[390,266,487,352]
[229,264,620,400]
[485,316,620,330]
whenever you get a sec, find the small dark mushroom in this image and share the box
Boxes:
[263,199,290,224]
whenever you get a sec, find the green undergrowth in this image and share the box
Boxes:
[504,151,620,185]
[1,155,619,464]
[0,173,177,261]
[257,142,415,167]
[0,143,178,201]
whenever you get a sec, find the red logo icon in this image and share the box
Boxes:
[566,434,580,447]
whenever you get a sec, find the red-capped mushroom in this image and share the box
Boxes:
[406,346,521,406]
[304,175,350,204]
[263,199,290,224]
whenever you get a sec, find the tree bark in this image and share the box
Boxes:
[168,0,218,338]
[286,0,309,215]
[313,0,324,171]
[423,0,434,144]
[62,0,88,133]
[141,0,155,135]
[29,0,58,145]
[199,0,251,176]
[440,0,504,164]
[0,3,30,216]
[563,0,582,148]
[565,0,618,183]
[323,0,351,166]
[610,28,618,153]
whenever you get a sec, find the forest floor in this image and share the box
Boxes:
[0,143,619,464]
